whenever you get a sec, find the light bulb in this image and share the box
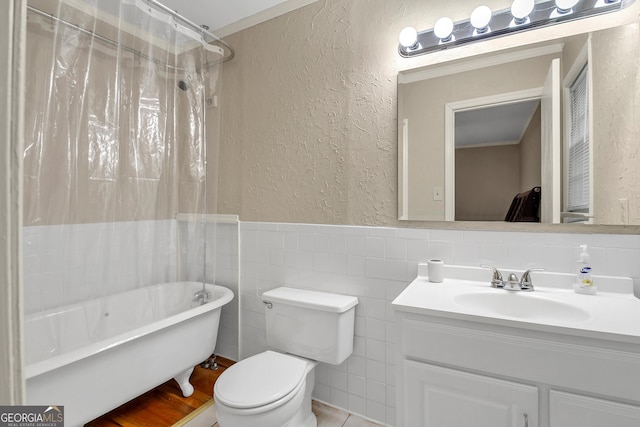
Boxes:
[399,27,419,49]
[555,0,580,13]
[434,17,454,41]
[511,0,535,23]
[470,5,492,33]
[594,0,619,8]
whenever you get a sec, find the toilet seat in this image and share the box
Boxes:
[214,351,308,410]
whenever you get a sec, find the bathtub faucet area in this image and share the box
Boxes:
[193,289,212,305]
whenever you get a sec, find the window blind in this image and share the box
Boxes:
[567,65,590,213]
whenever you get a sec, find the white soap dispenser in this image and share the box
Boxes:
[574,244,597,295]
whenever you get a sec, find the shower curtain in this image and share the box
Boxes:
[22,0,221,339]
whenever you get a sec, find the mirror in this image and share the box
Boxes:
[398,20,640,228]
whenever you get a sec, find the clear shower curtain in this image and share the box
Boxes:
[23,0,221,352]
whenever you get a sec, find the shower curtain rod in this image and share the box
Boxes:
[147,0,235,62]
[27,3,235,68]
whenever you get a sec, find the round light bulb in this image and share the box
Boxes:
[434,17,454,41]
[399,26,418,49]
[555,0,580,12]
[511,0,535,21]
[470,5,492,31]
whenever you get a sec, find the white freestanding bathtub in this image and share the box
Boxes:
[25,282,234,427]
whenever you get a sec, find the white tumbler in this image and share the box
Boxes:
[428,259,444,283]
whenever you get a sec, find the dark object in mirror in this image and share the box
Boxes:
[505,187,541,222]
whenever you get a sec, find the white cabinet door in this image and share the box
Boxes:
[551,391,640,427]
[403,360,537,427]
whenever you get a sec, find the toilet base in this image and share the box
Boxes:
[282,376,316,427]
[283,409,316,427]
[215,355,318,427]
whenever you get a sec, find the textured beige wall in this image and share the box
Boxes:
[217,0,519,225]
[592,23,640,225]
[217,0,640,227]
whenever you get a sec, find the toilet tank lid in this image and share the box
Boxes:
[262,287,358,313]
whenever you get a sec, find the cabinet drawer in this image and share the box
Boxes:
[402,317,640,402]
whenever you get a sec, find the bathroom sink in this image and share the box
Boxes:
[392,264,640,344]
[453,291,590,322]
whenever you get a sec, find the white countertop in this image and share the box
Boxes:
[392,265,640,345]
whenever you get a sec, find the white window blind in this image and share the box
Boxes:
[567,65,590,213]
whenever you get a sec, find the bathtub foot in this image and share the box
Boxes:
[200,355,219,370]
[174,367,195,397]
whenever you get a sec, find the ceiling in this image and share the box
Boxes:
[156,0,309,36]
[455,99,540,149]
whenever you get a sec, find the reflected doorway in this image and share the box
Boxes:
[454,100,541,221]
[444,58,561,223]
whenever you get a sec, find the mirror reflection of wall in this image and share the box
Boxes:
[398,21,640,227]
[455,101,541,222]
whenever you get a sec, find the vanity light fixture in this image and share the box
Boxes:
[510,0,535,25]
[398,0,633,58]
[434,17,455,42]
[554,0,581,14]
[595,0,620,6]
[470,6,492,35]
[399,26,419,50]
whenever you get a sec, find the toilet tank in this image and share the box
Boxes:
[262,287,358,365]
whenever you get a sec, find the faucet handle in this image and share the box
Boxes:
[480,265,505,288]
[519,268,545,291]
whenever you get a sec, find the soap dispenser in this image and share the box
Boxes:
[573,244,597,295]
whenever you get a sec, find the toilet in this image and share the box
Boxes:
[214,287,358,427]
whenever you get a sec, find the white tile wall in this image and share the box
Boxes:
[238,221,640,426]
[23,219,640,426]
[206,222,239,361]
[23,220,177,315]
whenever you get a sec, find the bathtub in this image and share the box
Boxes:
[25,282,234,427]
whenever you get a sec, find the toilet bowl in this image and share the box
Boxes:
[214,351,318,427]
[213,287,358,427]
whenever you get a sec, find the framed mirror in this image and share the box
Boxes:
[398,18,640,230]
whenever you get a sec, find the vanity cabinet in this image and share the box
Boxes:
[550,391,640,427]
[405,361,537,427]
[394,312,640,427]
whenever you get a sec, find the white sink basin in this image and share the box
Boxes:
[392,264,640,345]
[454,291,590,322]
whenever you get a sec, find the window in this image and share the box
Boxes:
[566,64,590,221]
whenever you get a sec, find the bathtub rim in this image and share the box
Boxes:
[25,282,234,379]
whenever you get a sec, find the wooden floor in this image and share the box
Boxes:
[85,356,233,427]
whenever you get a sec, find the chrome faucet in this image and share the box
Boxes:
[518,268,543,291]
[193,289,211,305]
[481,265,544,292]
[481,265,505,288]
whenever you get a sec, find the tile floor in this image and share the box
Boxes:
[312,401,384,427]
[183,399,384,427]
